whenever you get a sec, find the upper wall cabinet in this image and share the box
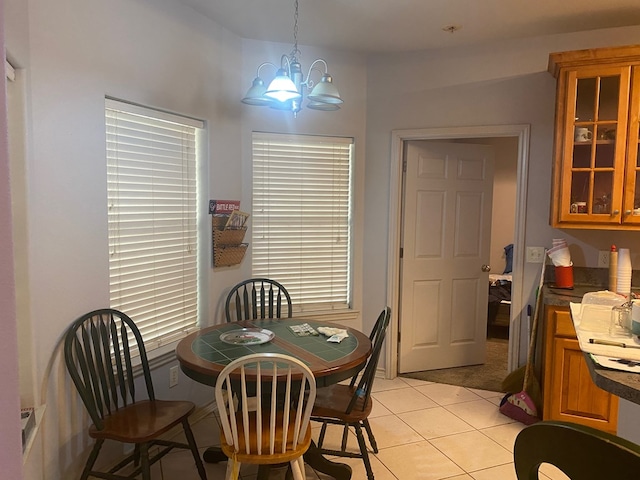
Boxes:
[549,45,640,229]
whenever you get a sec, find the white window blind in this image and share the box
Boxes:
[252,132,353,313]
[106,99,202,353]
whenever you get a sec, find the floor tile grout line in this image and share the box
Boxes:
[374,383,519,477]
[161,381,524,479]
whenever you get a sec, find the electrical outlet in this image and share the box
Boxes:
[169,365,179,388]
[598,250,610,268]
[526,246,546,263]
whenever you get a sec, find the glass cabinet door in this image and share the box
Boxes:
[622,66,640,225]
[559,65,630,224]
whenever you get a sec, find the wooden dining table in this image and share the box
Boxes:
[176,317,372,480]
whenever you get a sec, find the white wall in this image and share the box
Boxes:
[365,26,640,326]
[4,0,371,477]
[5,0,245,476]
[364,25,640,444]
[1,0,25,477]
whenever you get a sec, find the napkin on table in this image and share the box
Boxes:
[317,326,349,343]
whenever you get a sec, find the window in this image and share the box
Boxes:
[252,132,353,314]
[106,99,203,353]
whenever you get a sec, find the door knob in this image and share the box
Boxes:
[482,265,491,272]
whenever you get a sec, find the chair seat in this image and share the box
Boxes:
[312,384,372,422]
[89,399,195,443]
[219,410,312,464]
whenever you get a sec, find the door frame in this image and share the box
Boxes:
[386,124,531,378]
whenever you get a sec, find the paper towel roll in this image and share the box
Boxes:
[616,248,632,297]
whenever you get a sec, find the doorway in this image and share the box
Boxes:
[386,125,530,381]
[398,140,495,373]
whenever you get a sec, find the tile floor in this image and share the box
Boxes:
[157,377,570,480]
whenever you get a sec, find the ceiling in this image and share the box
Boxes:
[177,0,640,54]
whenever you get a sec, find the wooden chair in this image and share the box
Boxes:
[514,420,640,479]
[63,309,207,480]
[225,278,292,322]
[311,307,391,480]
[214,353,317,480]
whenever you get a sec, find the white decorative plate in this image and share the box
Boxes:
[220,328,275,345]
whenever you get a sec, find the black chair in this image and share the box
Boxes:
[311,307,391,480]
[514,420,640,479]
[64,309,207,480]
[225,278,292,322]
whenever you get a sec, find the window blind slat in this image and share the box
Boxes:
[252,132,353,313]
[107,99,200,353]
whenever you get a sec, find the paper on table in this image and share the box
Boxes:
[590,354,640,373]
[570,302,640,361]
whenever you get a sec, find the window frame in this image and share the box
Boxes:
[105,98,205,357]
[251,132,354,317]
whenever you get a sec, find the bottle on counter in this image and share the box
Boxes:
[609,244,618,293]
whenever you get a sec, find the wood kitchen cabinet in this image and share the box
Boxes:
[542,304,618,434]
[549,45,640,229]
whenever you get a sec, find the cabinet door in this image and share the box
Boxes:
[556,65,630,226]
[547,337,618,433]
[543,307,619,434]
[622,65,640,225]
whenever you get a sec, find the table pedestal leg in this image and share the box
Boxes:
[304,441,352,480]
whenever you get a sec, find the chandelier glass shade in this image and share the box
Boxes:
[241,0,343,115]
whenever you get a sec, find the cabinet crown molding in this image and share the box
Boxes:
[549,45,640,77]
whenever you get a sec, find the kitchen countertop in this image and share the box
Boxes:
[543,283,640,406]
[543,284,595,306]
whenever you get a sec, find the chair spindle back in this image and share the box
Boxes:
[347,306,391,413]
[215,353,316,456]
[64,309,154,430]
[225,278,292,322]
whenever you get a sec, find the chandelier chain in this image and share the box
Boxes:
[290,0,300,60]
[241,0,342,114]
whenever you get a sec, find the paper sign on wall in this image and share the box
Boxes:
[209,199,240,215]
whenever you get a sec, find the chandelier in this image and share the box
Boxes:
[241,0,343,116]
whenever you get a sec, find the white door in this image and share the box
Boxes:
[399,141,494,373]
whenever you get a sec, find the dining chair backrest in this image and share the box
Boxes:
[346,306,391,412]
[215,353,317,457]
[349,306,390,389]
[64,308,155,431]
[513,420,640,479]
[225,278,293,322]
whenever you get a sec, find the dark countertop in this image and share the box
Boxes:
[543,284,594,306]
[543,282,640,406]
[583,354,640,405]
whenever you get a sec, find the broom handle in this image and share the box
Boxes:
[523,256,546,390]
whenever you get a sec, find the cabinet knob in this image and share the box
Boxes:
[625,210,632,215]
[613,210,620,215]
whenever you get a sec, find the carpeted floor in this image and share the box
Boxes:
[401,338,509,392]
